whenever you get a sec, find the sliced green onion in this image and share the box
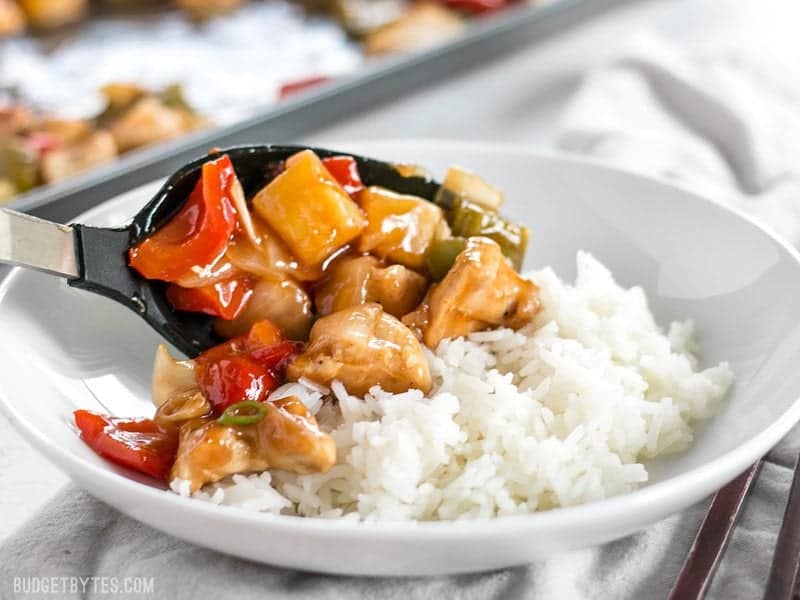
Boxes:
[218,400,267,427]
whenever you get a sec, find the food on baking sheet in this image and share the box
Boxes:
[0,0,24,36]
[2,0,520,39]
[360,2,464,55]
[74,150,733,520]
[0,84,204,200]
[18,0,87,29]
[1,0,530,202]
[174,0,247,20]
[98,83,205,153]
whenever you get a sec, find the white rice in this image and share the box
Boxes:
[171,252,733,521]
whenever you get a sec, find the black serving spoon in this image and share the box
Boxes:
[0,145,441,357]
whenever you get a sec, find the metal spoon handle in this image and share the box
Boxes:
[0,208,79,278]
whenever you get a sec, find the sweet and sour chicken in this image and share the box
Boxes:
[403,237,540,348]
[74,149,541,493]
[288,303,432,396]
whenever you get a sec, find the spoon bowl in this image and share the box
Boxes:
[5,145,441,357]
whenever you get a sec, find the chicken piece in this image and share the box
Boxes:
[287,303,432,396]
[175,0,245,20]
[40,131,117,184]
[19,0,86,29]
[314,255,378,315]
[108,97,192,152]
[35,119,92,145]
[0,105,35,136]
[253,150,366,269]
[357,186,449,271]
[362,2,463,56]
[171,396,336,492]
[332,0,406,36]
[369,264,428,317]
[297,0,407,36]
[314,254,427,318]
[214,276,313,341]
[0,0,25,37]
[403,237,541,348]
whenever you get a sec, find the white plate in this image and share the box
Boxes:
[2,140,800,576]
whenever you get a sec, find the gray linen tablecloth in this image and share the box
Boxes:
[0,458,793,599]
[3,0,800,597]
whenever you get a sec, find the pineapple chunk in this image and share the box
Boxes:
[357,185,447,271]
[253,150,367,268]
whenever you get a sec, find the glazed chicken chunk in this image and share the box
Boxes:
[314,254,427,318]
[108,97,196,153]
[403,237,541,349]
[287,303,432,396]
[171,396,336,492]
[357,186,449,271]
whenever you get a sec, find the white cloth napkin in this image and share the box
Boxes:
[559,0,800,247]
[3,2,800,598]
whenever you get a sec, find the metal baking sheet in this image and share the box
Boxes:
[10,0,638,221]
[2,2,361,123]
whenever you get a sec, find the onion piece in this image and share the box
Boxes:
[226,213,326,283]
[151,344,199,407]
[154,391,211,427]
[226,235,284,281]
[214,277,313,340]
[174,250,237,288]
[229,176,260,247]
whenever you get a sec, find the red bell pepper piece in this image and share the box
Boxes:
[278,76,330,99]
[74,410,178,480]
[24,132,61,157]
[322,156,364,196]
[166,277,254,320]
[249,340,302,369]
[439,0,512,14]
[195,354,278,412]
[194,320,301,413]
[128,155,238,283]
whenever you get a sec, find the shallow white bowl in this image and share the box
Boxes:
[2,140,800,576]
